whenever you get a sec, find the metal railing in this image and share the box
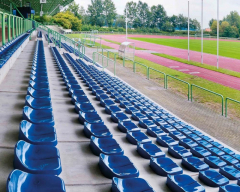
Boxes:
[166,75,190,100]
[225,98,240,117]
[147,67,166,88]
[93,52,115,75]
[191,84,224,116]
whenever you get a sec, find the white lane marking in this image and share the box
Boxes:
[178,69,190,72]
[169,66,179,68]
[189,72,200,74]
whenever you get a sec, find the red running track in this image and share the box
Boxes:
[98,37,240,91]
[100,35,240,73]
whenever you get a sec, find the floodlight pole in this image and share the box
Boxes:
[217,0,219,69]
[126,6,128,40]
[201,0,203,64]
[188,1,190,61]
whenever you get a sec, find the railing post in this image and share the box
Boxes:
[47,29,49,44]
[59,34,61,49]
[225,98,228,117]
[166,75,168,89]
[8,15,11,42]
[114,54,116,76]
[107,51,109,66]
[133,61,136,73]
[147,68,150,80]
[12,16,15,39]
[2,13,6,45]
[123,57,125,67]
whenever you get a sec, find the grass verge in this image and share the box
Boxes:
[153,53,240,78]
[97,51,240,119]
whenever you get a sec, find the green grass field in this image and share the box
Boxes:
[130,37,240,60]
[98,51,240,118]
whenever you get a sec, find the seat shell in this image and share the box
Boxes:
[126,131,152,145]
[137,143,165,159]
[182,157,209,172]
[7,169,66,192]
[199,170,229,187]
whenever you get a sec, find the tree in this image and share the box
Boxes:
[209,18,215,28]
[162,21,174,32]
[220,21,230,33]
[170,15,178,28]
[223,25,239,38]
[211,20,217,34]
[66,1,82,19]
[124,1,137,28]
[103,0,117,27]
[115,15,125,28]
[87,0,104,26]
[53,11,82,31]
[151,5,167,29]
[135,1,150,28]
[224,11,240,29]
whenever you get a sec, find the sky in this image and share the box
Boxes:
[74,0,240,28]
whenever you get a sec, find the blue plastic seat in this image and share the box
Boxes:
[234,154,240,161]
[69,89,85,97]
[137,143,165,159]
[75,102,95,113]
[196,140,213,149]
[156,135,178,147]
[220,166,240,180]
[125,106,140,114]
[168,145,192,159]
[199,170,229,187]
[150,157,183,176]
[100,98,115,107]
[131,112,148,121]
[7,169,66,192]
[29,80,49,90]
[160,124,176,133]
[188,133,201,141]
[208,147,225,157]
[105,104,122,115]
[118,120,140,133]
[179,138,198,149]
[71,95,89,104]
[126,131,152,145]
[99,154,139,179]
[84,122,112,138]
[222,148,235,156]
[219,184,240,192]
[204,156,227,168]
[119,100,133,108]
[169,131,186,140]
[111,177,155,192]
[25,95,52,110]
[14,140,62,175]
[79,111,103,124]
[146,127,167,137]
[182,157,209,172]
[167,174,205,192]
[23,106,55,126]
[111,111,130,123]
[90,136,123,156]
[138,119,157,129]
[96,93,109,101]
[19,120,57,146]
[212,141,224,149]
[190,146,211,158]
[202,136,214,143]
[221,155,238,165]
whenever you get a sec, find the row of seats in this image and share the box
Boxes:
[64,50,240,191]
[51,37,93,64]
[37,31,42,38]
[0,33,30,68]
[6,40,66,192]
[50,46,155,192]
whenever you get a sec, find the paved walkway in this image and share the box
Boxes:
[98,37,240,91]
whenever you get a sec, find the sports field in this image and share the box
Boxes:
[130,37,240,60]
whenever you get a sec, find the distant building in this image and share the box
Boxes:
[205,28,212,32]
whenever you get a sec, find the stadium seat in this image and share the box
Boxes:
[126,131,152,145]
[150,157,183,176]
[220,155,239,165]
[29,80,49,90]
[208,147,225,157]
[190,146,211,158]
[138,119,157,129]
[111,177,155,192]
[19,120,57,146]
[83,122,112,138]
[182,157,209,172]
[14,140,62,175]
[105,104,122,115]
[27,87,50,99]
[219,166,240,180]
[79,111,103,124]
[90,136,124,156]
[137,143,165,159]
[204,156,227,168]
[6,169,66,192]
[169,131,186,140]
[179,138,198,149]
[219,184,240,192]
[146,127,167,137]
[22,106,55,126]
[71,95,89,104]
[117,120,140,133]
[168,145,192,159]
[25,95,52,110]
[156,135,179,147]
[111,111,130,123]
[166,174,205,192]
[196,140,213,148]
[75,102,95,113]
[199,170,229,187]
[99,154,139,179]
